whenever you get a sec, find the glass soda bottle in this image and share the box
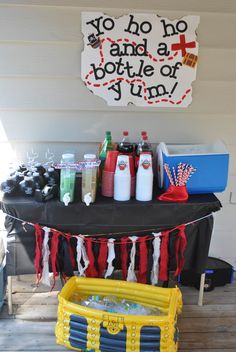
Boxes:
[136,134,152,156]
[135,131,147,155]
[99,131,114,182]
[117,131,134,154]
[99,131,113,161]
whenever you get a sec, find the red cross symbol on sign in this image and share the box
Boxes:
[171,34,196,57]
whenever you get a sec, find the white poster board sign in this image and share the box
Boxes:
[81,12,200,107]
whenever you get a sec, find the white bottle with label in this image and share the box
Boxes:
[114,155,131,201]
[136,153,153,201]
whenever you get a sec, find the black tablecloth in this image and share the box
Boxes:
[1,193,221,277]
[1,193,221,234]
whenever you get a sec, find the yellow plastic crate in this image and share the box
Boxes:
[55,277,182,352]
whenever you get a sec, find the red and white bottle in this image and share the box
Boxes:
[117,131,134,154]
[136,134,152,156]
[136,153,153,201]
[114,155,131,201]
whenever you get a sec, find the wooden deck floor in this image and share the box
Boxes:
[0,275,236,351]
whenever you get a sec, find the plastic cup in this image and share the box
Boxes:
[104,151,119,172]
[128,156,135,177]
[102,171,115,197]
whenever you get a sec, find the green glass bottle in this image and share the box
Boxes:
[99,131,114,184]
[99,131,113,161]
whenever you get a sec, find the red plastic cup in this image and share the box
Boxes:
[128,156,136,197]
[102,170,115,197]
[129,155,135,177]
[104,151,119,172]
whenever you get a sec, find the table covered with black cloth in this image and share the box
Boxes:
[1,193,221,279]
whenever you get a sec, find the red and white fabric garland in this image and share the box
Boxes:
[97,238,108,278]
[127,236,138,282]
[41,226,50,287]
[104,238,115,278]
[34,224,43,284]
[76,236,89,277]
[138,236,148,284]
[85,237,98,278]
[150,232,161,285]
[31,222,190,289]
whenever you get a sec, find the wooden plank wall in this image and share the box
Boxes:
[0,0,235,266]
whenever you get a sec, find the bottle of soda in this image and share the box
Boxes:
[136,134,152,156]
[99,131,114,183]
[117,131,134,154]
[99,131,114,161]
[145,133,153,155]
[135,131,147,155]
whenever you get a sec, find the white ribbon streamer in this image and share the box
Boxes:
[151,232,162,285]
[105,238,115,278]
[76,236,89,276]
[127,236,138,282]
[41,227,51,286]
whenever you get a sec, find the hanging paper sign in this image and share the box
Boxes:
[81,12,200,107]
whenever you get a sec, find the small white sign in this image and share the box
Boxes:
[81,12,200,107]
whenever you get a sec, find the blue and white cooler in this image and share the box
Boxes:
[157,140,229,194]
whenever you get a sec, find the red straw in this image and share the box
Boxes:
[164,163,174,185]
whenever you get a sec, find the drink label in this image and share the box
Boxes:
[142,158,151,170]
[118,160,127,171]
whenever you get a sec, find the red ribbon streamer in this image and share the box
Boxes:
[121,237,129,280]
[34,224,43,284]
[85,237,98,278]
[159,230,170,281]
[66,235,76,270]
[50,229,61,289]
[138,236,148,284]
[97,238,108,278]
[174,225,187,277]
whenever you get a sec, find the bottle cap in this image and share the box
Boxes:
[123,131,129,136]
[106,131,111,136]
[141,131,147,136]
[84,154,96,160]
